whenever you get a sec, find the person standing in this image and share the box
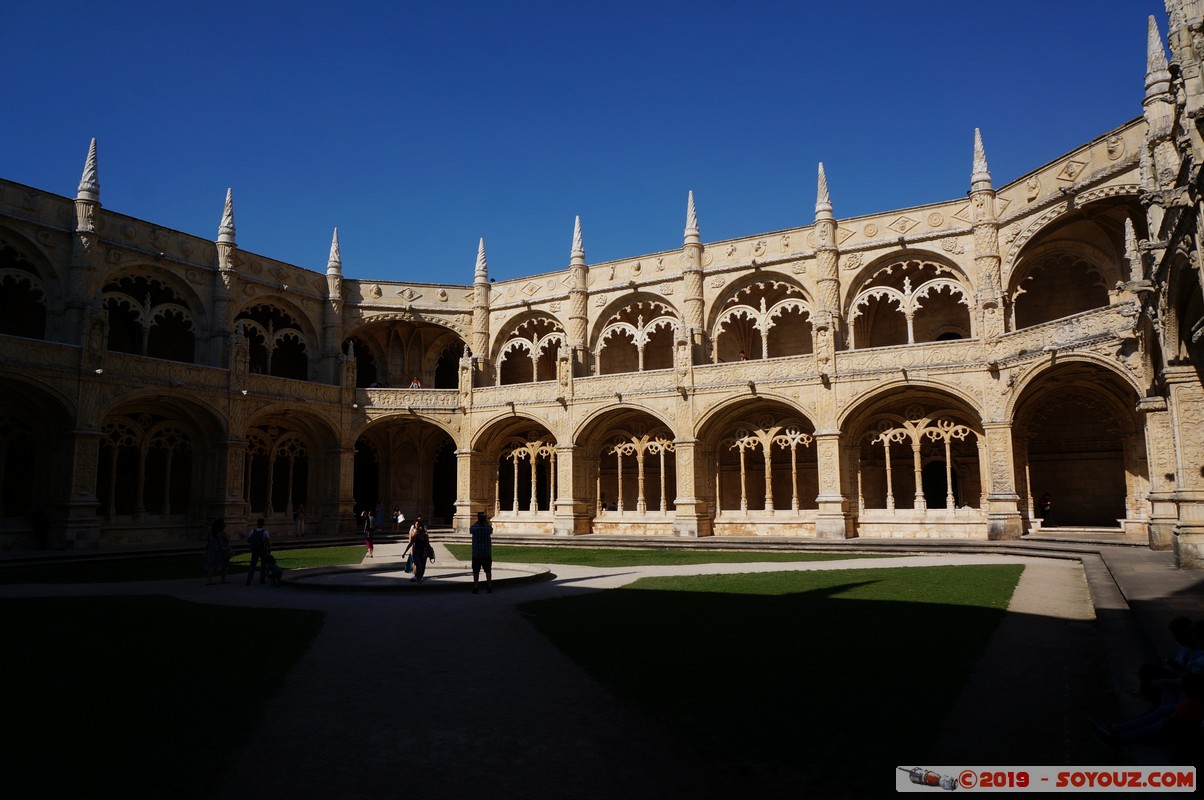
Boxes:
[294,504,305,537]
[469,511,493,594]
[408,516,431,583]
[204,518,232,585]
[245,518,270,585]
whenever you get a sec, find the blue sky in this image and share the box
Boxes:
[3,1,1167,283]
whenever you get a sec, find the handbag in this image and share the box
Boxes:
[403,552,413,573]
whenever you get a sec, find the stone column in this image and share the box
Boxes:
[813,430,853,539]
[970,130,1005,339]
[59,427,102,549]
[982,421,1023,540]
[453,447,479,535]
[682,193,707,363]
[552,444,592,535]
[1139,396,1178,549]
[1168,374,1204,567]
[671,437,713,537]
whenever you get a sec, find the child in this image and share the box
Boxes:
[365,525,374,558]
[263,553,284,587]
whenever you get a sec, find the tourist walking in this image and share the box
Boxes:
[407,516,432,583]
[245,518,271,585]
[204,518,232,585]
[470,511,493,594]
[365,523,374,558]
[391,505,403,534]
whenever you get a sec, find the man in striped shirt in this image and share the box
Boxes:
[470,511,493,594]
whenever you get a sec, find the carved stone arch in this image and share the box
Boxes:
[845,253,973,349]
[591,292,681,345]
[842,388,986,515]
[0,231,52,338]
[243,408,340,523]
[1167,252,1204,375]
[0,225,60,290]
[837,378,984,432]
[711,277,817,362]
[234,299,316,380]
[0,378,74,540]
[341,334,382,387]
[425,329,468,389]
[1008,240,1118,329]
[494,311,566,385]
[1002,185,1143,274]
[1003,353,1145,424]
[472,414,558,518]
[575,406,678,518]
[1011,359,1143,527]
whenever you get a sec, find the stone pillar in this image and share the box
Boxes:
[1168,375,1204,567]
[981,421,1023,540]
[322,229,345,385]
[216,438,249,526]
[59,427,102,549]
[453,447,479,535]
[813,430,853,539]
[682,192,707,363]
[331,444,357,537]
[1139,397,1178,550]
[568,218,591,376]
[970,130,1005,339]
[671,438,713,537]
[552,444,591,536]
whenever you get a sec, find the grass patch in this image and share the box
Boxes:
[519,564,1023,797]
[0,546,366,584]
[444,544,892,567]
[5,595,324,799]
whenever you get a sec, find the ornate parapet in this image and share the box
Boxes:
[360,387,460,410]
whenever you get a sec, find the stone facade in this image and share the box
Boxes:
[3,6,1204,565]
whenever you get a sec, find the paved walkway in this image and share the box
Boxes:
[3,538,1202,796]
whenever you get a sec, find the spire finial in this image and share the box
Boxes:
[327,228,342,273]
[217,188,236,245]
[1124,218,1143,283]
[571,215,585,261]
[77,138,99,203]
[971,128,993,192]
[1146,16,1171,97]
[815,163,833,221]
[684,191,700,245]
[474,237,489,282]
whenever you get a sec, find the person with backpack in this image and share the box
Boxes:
[245,518,271,585]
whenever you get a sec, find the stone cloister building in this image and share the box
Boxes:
[3,6,1204,567]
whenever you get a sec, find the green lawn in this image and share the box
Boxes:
[445,543,892,567]
[0,545,366,583]
[5,595,324,799]
[519,564,1024,797]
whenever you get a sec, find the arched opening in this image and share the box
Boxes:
[712,279,813,362]
[236,304,309,380]
[343,337,378,387]
[0,237,49,340]
[103,274,196,362]
[355,418,456,524]
[434,341,464,389]
[595,299,678,374]
[847,258,972,349]
[496,315,564,385]
[1013,363,1140,529]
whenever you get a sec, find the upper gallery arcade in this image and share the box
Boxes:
[3,8,1204,567]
